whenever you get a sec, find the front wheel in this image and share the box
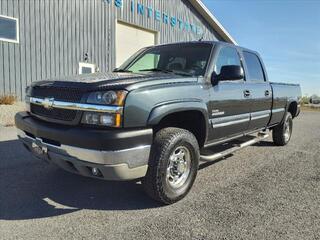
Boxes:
[142,127,200,204]
[272,112,293,146]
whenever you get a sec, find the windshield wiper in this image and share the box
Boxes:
[139,68,173,73]
[113,69,132,73]
[171,71,194,77]
[139,68,194,77]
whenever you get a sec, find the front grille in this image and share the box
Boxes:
[31,104,77,121]
[30,86,84,123]
[32,87,83,102]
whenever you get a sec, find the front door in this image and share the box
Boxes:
[207,46,251,143]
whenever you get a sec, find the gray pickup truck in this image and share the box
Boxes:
[15,41,301,204]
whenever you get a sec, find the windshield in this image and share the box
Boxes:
[117,43,213,77]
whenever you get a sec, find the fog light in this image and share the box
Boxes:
[81,112,121,127]
[91,167,101,176]
[100,114,114,125]
[84,113,99,125]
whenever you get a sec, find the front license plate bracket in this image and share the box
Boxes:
[31,142,48,160]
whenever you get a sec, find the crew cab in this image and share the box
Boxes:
[15,41,302,204]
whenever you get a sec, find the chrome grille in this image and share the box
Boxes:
[29,86,122,124]
[30,86,84,123]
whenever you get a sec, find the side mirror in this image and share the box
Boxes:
[212,65,244,83]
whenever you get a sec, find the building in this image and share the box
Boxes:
[0,0,236,99]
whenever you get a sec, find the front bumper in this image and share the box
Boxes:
[15,112,152,180]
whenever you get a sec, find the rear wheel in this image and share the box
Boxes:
[142,127,199,204]
[272,112,293,146]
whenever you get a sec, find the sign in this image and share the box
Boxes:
[103,0,203,35]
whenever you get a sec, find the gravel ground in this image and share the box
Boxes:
[0,111,319,240]
[0,102,25,127]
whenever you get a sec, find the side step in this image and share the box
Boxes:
[200,132,269,162]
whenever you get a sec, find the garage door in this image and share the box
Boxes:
[116,22,157,67]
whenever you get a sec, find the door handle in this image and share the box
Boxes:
[265,90,270,96]
[243,90,251,97]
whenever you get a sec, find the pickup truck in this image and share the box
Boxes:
[15,41,301,204]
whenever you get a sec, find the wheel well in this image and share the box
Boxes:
[288,102,298,118]
[153,111,207,147]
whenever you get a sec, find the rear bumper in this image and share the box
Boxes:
[15,112,152,180]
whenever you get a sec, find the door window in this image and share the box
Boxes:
[243,52,265,82]
[214,47,241,75]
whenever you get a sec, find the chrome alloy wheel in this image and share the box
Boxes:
[284,117,292,142]
[166,146,191,189]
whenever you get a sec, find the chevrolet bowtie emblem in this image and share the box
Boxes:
[43,98,55,109]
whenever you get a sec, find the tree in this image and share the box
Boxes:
[301,95,310,105]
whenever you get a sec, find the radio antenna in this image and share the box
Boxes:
[198,33,205,42]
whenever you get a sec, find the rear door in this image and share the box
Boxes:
[207,46,251,142]
[241,51,272,131]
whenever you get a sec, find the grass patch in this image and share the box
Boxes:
[0,95,17,105]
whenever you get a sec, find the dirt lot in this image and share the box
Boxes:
[0,111,319,240]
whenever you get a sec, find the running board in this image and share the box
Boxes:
[200,133,269,162]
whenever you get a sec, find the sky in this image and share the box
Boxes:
[203,0,320,96]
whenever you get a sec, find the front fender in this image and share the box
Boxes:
[148,100,208,125]
[147,100,209,141]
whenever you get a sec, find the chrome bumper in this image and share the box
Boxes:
[17,129,150,180]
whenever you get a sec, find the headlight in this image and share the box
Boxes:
[83,90,127,127]
[87,90,127,105]
[81,112,121,127]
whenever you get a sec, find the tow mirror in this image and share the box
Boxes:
[211,65,244,84]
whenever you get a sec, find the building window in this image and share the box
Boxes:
[79,62,96,74]
[0,15,19,43]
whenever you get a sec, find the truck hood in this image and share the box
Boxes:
[32,72,198,91]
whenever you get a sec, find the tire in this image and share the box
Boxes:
[142,127,200,204]
[272,112,293,146]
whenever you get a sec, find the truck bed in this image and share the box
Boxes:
[269,82,302,125]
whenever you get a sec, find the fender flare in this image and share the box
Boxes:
[286,99,299,117]
[147,100,209,141]
[280,98,299,124]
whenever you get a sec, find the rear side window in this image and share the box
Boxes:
[214,47,241,75]
[243,52,265,82]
